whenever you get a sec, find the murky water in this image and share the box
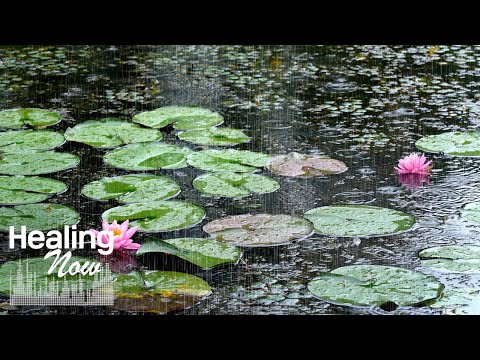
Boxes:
[1,45,480,315]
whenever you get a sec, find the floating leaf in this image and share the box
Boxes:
[304,205,415,237]
[102,200,205,232]
[308,265,443,307]
[132,106,223,130]
[266,152,347,177]
[137,237,242,269]
[0,176,67,205]
[0,203,79,231]
[64,118,162,148]
[461,201,480,223]
[203,214,314,247]
[0,151,79,175]
[113,270,211,313]
[178,128,250,146]
[193,172,280,197]
[419,245,480,274]
[0,130,65,153]
[415,131,480,156]
[430,288,480,315]
[104,142,193,171]
[187,149,270,172]
[0,108,62,129]
[81,174,180,203]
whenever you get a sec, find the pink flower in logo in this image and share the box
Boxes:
[90,220,140,252]
[394,153,432,175]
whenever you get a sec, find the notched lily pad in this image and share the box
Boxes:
[81,174,180,203]
[419,245,480,274]
[415,131,480,156]
[0,108,62,129]
[133,106,224,130]
[0,130,65,153]
[203,214,314,247]
[113,270,211,314]
[178,127,250,146]
[308,265,443,307]
[0,176,67,205]
[304,205,415,237]
[0,151,80,175]
[104,142,193,171]
[137,237,242,269]
[102,200,206,232]
[266,152,347,177]
[193,172,280,197]
[64,118,162,148]
[187,149,270,172]
[0,203,80,231]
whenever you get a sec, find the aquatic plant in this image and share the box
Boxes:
[90,220,140,252]
[394,153,432,175]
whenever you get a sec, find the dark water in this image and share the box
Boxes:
[1,45,480,315]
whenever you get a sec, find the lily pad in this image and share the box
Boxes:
[137,237,242,269]
[81,174,180,203]
[178,128,250,146]
[308,265,443,307]
[113,270,211,313]
[304,205,415,237]
[187,149,270,173]
[102,200,205,232]
[0,108,62,129]
[0,203,80,232]
[0,151,79,175]
[64,118,162,148]
[0,130,65,153]
[419,245,480,274]
[104,142,193,171]
[193,172,280,197]
[430,288,480,315]
[132,106,224,130]
[0,176,67,205]
[266,152,348,177]
[203,214,314,247]
[415,131,480,156]
[461,201,480,223]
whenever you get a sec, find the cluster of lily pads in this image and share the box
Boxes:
[2,103,480,314]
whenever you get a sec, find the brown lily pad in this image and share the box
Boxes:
[266,152,347,177]
[203,214,314,247]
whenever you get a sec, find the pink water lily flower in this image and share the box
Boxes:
[394,153,432,175]
[90,220,140,252]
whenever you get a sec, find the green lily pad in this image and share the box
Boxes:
[193,172,280,197]
[81,174,180,203]
[113,270,211,313]
[461,201,480,223]
[430,288,480,315]
[187,149,270,173]
[419,245,480,274]
[0,130,65,153]
[266,152,348,177]
[203,214,314,247]
[0,108,62,129]
[137,237,242,269]
[64,118,162,148]
[104,142,193,171]
[102,200,205,232]
[0,203,79,231]
[178,128,250,146]
[0,151,79,175]
[0,256,112,296]
[308,265,444,307]
[415,131,480,156]
[0,176,67,205]
[304,205,415,237]
[133,106,224,130]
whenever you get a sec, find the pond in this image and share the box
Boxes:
[1,45,480,315]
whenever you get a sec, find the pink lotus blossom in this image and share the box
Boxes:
[394,153,432,175]
[90,220,140,253]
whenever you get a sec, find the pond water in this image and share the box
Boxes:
[1,45,480,315]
